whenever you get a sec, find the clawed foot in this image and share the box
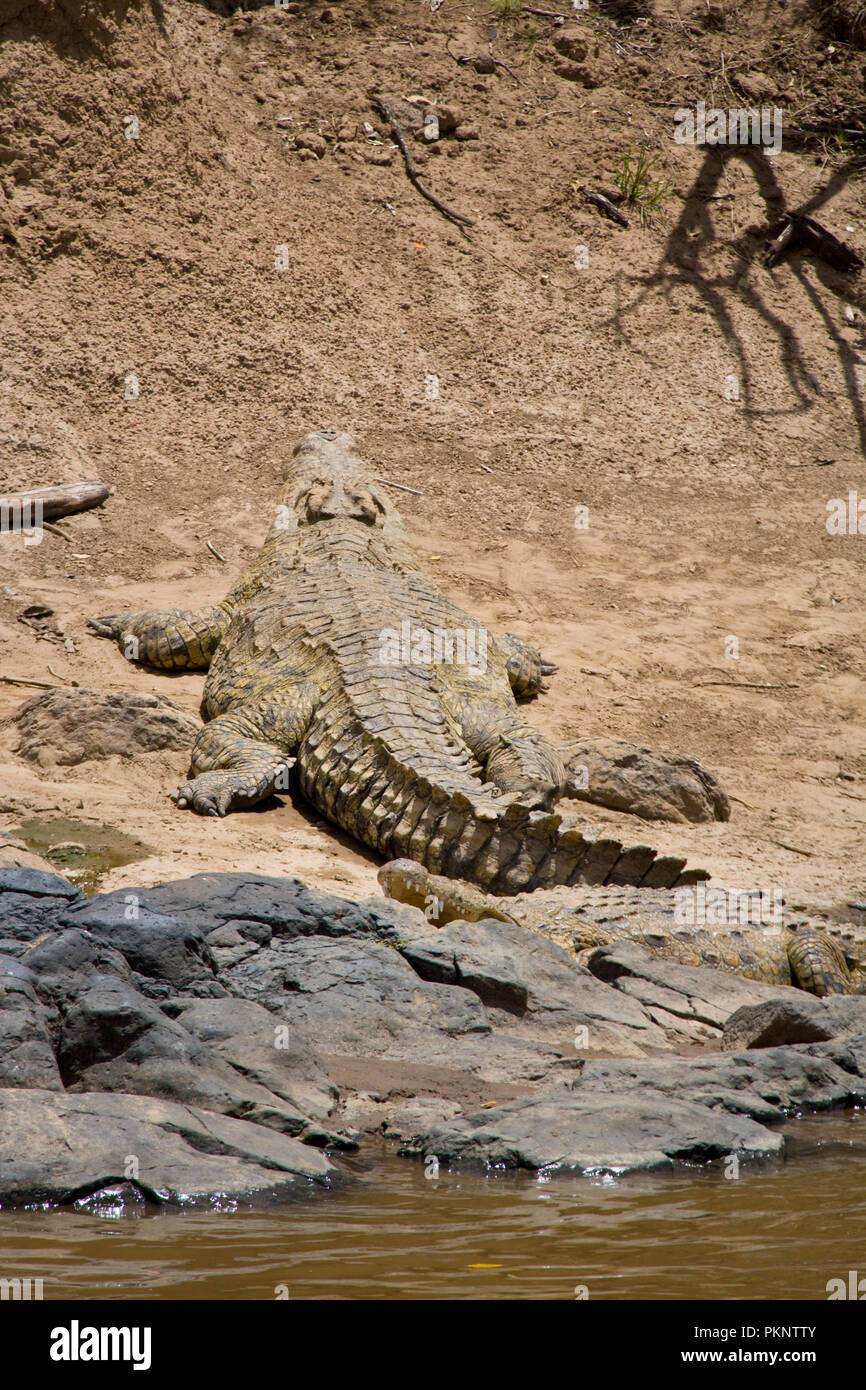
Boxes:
[171,764,291,816]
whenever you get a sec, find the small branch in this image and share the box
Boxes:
[766,212,863,272]
[693,680,799,690]
[580,186,629,228]
[371,94,474,228]
[206,539,227,563]
[765,837,813,858]
[374,477,422,496]
[0,675,60,689]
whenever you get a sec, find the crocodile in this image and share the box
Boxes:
[89,430,708,895]
[378,858,866,996]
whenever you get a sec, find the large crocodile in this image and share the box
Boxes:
[378,858,866,996]
[89,430,709,894]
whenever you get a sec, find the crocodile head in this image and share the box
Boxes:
[282,431,396,531]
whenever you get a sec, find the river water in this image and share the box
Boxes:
[2,1113,864,1301]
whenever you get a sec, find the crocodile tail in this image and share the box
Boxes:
[377,762,707,894]
[787,927,851,996]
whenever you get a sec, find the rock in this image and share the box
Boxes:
[169,996,338,1127]
[13,689,200,767]
[19,927,133,996]
[564,737,730,822]
[409,1039,866,1174]
[397,918,671,1055]
[222,934,565,1087]
[553,29,589,62]
[722,995,866,1051]
[105,871,420,944]
[0,956,62,1090]
[735,71,775,102]
[0,834,58,875]
[0,1088,339,1207]
[364,147,393,165]
[294,132,326,157]
[453,124,480,142]
[415,1088,783,1174]
[56,974,337,1142]
[0,866,83,943]
[553,61,599,88]
[60,897,216,986]
[587,942,804,1030]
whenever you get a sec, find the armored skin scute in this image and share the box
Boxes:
[90,431,709,895]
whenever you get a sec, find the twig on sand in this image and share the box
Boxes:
[693,680,799,690]
[0,675,59,689]
[371,95,475,228]
[580,186,630,228]
[374,477,422,496]
[206,540,227,563]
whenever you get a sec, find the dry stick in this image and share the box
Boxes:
[206,539,227,563]
[0,675,59,689]
[693,680,799,690]
[374,477,422,496]
[371,95,474,228]
[47,663,75,685]
[766,837,813,858]
[580,187,630,228]
[41,521,72,542]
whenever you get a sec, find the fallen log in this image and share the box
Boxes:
[0,481,110,521]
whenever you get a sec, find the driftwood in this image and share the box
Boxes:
[0,481,109,521]
[371,95,474,228]
[580,186,630,228]
[766,213,863,272]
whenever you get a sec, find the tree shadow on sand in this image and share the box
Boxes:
[606,144,866,453]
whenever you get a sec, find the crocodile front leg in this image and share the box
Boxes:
[498,632,557,700]
[88,604,232,670]
[173,682,318,816]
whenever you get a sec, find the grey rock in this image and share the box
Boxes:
[169,996,338,1127]
[0,955,62,1090]
[416,1089,782,1174]
[223,935,564,1085]
[0,866,83,942]
[722,994,866,1050]
[60,899,216,986]
[56,974,334,1142]
[398,918,671,1055]
[14,688,200,767]
[588,942,804,1029]
[20,927,133,999]
[99,871,424,943]
[564,736,730,823]
[411,1039,866,1173]
[0,1088,339,1207]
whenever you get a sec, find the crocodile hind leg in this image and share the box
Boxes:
[443,688,566,810]
[88,605,232,670]
[173,683,318,816]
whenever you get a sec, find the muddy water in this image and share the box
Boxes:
[14,817,151,895]
[1,1113,864,1301]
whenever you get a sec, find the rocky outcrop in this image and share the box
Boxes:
[563,736,730,823]
[0,1088,338,1208]
[405,1041,866,1174]
[0,866,864,1202]
[13,688,200,767]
